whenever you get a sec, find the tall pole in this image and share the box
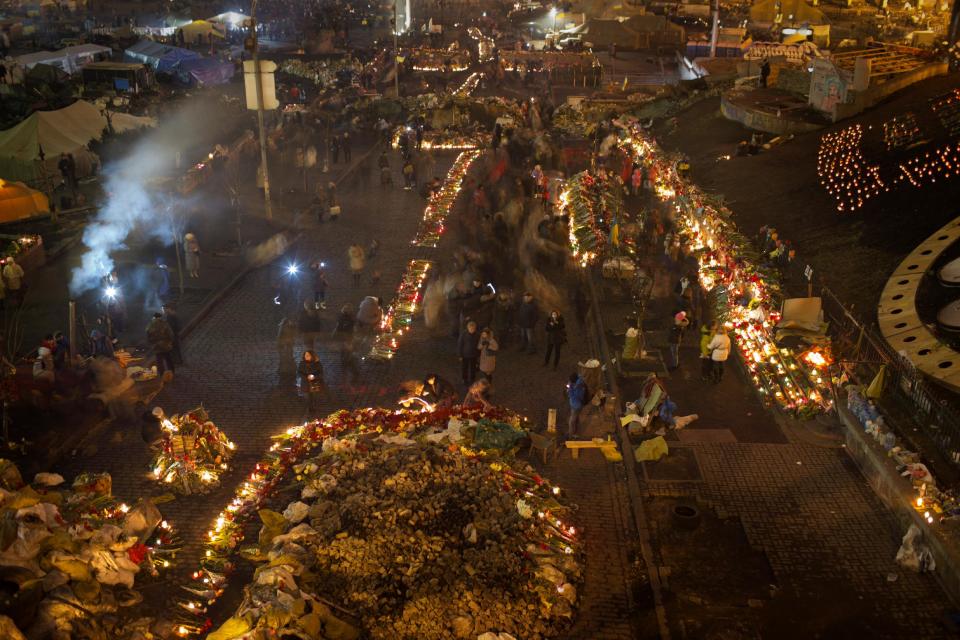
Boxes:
[394,2,400,97]
[68,300,76,363]
[250,0,273,220]
[709,0,720,58]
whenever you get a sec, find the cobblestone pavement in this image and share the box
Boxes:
[600,267,953,638]
[55,148,643,637]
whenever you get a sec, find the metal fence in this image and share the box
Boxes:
[819,285,960,474]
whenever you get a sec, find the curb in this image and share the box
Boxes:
[584,268,672,640]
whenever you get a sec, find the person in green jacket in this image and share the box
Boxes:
[699,322,716,381]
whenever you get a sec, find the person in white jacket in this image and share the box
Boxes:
[706,327,731,383]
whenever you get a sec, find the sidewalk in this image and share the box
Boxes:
[592,261,955,638]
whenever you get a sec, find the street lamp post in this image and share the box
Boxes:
[394,2,400,97]
[249,0,273,220]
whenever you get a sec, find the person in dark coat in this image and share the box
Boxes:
[162,304,183,366]
[297,350,328,416]
[543,310,567,370]
[421,373,457,407]
[516,292,539,354]
[146,312,175,377]
[457,320,481,385]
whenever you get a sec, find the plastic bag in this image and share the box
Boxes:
[635,436,669,462]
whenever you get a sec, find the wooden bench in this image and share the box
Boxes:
[565,437,621,461]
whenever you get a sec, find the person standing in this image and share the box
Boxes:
[478,328,499,382]
[331,134,341,163]
[543,310,566,370]
[707,326,731,383]
[667,310,689,370]
[566,372,588,439]
[760,59,771,88]
[311,262,328,307]
[378,151,392,187]
[183,232,200,278]
[516,292,539,354]
[699,322,715,381]
[162,303,183,366]
[2,257,24,306]
[491,292,514,348]
[458,320,481,385]
[342,130,352,162]
[146,312,175,379]
[297,350,328,416]
[347,244,365,287]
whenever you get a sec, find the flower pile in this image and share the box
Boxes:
[150,407,236,495]
[559,169,627,267]
[0,461,179,638]
[175,406,579,638]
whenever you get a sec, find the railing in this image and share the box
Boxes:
[819,284,960,480]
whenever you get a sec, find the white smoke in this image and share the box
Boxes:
[69,98,225,296]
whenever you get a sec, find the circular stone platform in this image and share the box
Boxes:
[878,216,960,391]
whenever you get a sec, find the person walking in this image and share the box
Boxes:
[297,350,328,416]
[516,292,539,354]
[347,243,365,287]
[311,262,328,308]
[566,372,588,439]
[458,320,481,385]
[378,151,392,187]
[543,310,566,370]
[333,303,359,383]
[146,312,176,379]
[330,134,341,164]
[162,303,183,366]
[491,292,514,348]
[277,317,297,387]
[2,257,24,306]
[760,59,771,88]
[402,158,416,190]
[478,328,499,382]
[707,326,731,383]
[183,232,200,278]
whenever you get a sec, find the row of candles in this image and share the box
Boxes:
[622,128,834,416]
[819,114,960,211]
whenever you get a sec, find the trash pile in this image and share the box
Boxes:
[0,461,179,638]
[150,407,236,495]
[179,406,578,639]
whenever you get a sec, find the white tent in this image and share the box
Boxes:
[0,100,156,182]
[16,43,111,74]
[208,12,251,29]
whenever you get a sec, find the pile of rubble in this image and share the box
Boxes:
[211,436,580,640]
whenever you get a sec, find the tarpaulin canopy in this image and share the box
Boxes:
[0,179,48,221]
[177,57,235,86]
[124,39,200,73]
[16,43,111,74]
[0,100,156,182]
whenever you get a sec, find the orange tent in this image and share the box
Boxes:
[0,179,49,222]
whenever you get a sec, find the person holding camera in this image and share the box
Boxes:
[478,328,499,382]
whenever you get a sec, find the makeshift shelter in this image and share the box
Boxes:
[179,19,225,45]
[16,43,111,74]
[0,179,49,221]
[124,40,200,73]
[177,57,235,86]
[0,100,156,182]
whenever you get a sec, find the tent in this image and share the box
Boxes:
[16,43,111,74]
[0,100,156,182]
[0,179,48,221]
[124,40,200,73]
[208,12,251,29]
[179,20,225,45]
[177,57,235,86]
